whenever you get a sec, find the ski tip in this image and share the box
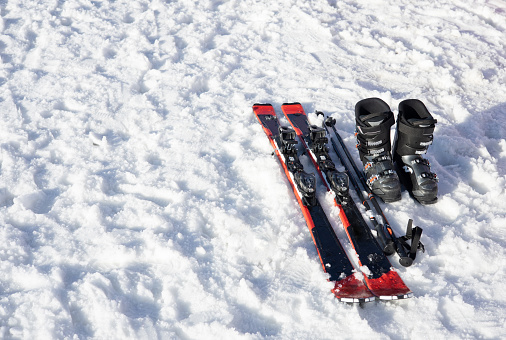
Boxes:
[366,271,413,300]
[252,103,273,107]
[281,102,301,106]
[332,275,375,303]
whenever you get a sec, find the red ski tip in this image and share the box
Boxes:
[332,274,375,303]
[367,271,413,300]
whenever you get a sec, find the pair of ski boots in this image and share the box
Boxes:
[355,98,438,205]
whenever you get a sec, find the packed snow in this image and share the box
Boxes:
[1,0,505,338]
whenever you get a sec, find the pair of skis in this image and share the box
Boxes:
[253,103,412,303]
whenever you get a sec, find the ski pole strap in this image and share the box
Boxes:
[398,219,424,261]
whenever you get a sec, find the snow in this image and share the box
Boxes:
[1,0,505,338]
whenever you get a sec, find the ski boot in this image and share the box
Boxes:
[393,99,438,205]
[355,98,401,203]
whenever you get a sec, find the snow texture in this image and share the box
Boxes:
[1,0,505,339]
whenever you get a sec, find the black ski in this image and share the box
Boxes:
[253,103,375,303]
[282,103,412,300]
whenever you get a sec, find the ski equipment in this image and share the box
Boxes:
[281,103,412,300]
[253,103,375,303]
[393,99,438,205]
[355,98,401,203]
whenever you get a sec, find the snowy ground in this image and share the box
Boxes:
[1,0,505,338]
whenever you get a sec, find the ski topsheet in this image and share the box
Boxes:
[253,103,375,303]
[281,102,412,300]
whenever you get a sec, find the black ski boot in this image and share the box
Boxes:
[355,98,401,203]
[393,99,438,205]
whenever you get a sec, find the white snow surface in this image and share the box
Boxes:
[1,0,506,338]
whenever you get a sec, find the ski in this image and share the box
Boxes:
[253,103,375,303]
[282,102,412,300]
